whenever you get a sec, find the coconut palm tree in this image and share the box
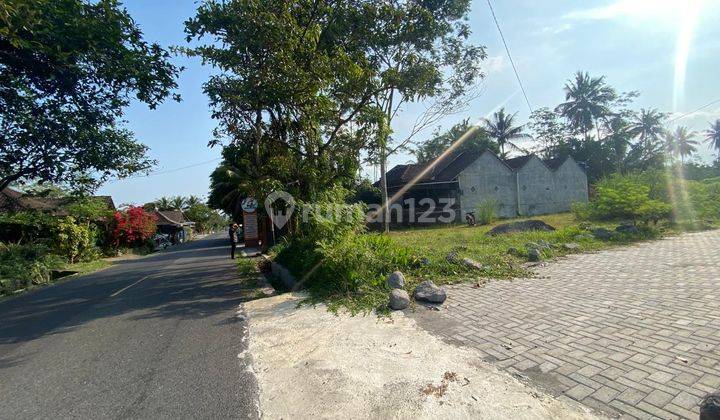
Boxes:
[483,107,530,156]
[154,196,173,211]
[555,71,616,141]
[705,119,720,159]
[628,108,666,143]
[185,195,203,209]
[664,126,698,165]
[169,195,187,210]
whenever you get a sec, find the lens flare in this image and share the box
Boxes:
[672,0,703,111]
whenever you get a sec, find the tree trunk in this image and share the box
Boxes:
[380,89,394,234]
[253,108,262,168]
[379,156,389,233]
[0,172,23,192]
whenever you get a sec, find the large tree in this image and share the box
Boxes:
[705,119,720,159]
[556,71,616,141]
[185,0,385,205]
[483,107,530,156]
[628,108,667,143]
[0,0,180,192]
[361,0,485,232]
[528,107,568,160]
[186,0,485,233]
[665,126,698,165]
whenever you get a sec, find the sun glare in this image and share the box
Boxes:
[672,0,704,112]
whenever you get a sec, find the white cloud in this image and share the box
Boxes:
[483,55,506,75]
[564,0,704,23]
[538,23,574,36]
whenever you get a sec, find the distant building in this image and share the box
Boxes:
[154,210,195,244]
[376,150,588,224]
[0,187,115,216]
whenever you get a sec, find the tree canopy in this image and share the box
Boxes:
[0,0,181,192]
[185,0,484,221]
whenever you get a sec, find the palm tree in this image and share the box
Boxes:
[169,196,187,210]
[628,108,666,143]
[555,71,616,141]
[483,107,530,156]
[705,119,720,158]
[154,196,173,211]
[664,126,698,165]
[185,195,203,208]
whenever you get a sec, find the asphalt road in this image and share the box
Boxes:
[0,235,258,419]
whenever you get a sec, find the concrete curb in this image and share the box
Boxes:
[267,260,298,291]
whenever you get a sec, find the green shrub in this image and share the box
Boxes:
[571,202,591,220]
[475,199,497,225]
[0,243,64,295]
[237,257,258,277]
[586,174,672,223]
[53,216,92,264]
[591,176,651,220]
[636,200,672,224]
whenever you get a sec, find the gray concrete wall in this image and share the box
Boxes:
[517,156,589,216]
[457,152,517,218]
[551,157,589,211]
[455,152,589,219]
[516,156,557,216]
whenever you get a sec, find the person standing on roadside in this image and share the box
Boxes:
[229,223,239,259]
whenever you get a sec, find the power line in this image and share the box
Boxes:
[107,157,222,183]
[668,98,720,123]
[486,0,533,114]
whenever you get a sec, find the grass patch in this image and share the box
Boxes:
[275,212,677,314]
[235,256,286,299]
[389,213,662,282]
[65,259,112,275]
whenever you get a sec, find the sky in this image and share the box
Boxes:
[98,0,720,205]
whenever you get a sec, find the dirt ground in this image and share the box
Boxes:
[242,293,601,419]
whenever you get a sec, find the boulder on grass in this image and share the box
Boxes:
[389,289,410,310]
[562,242,580,251]
[461,257,483,271]
[527,248,542,262]
[414,280,447,304]
[616,222,640,235]
[487,220,556,236]
[387,271,405,289]
[592,228,614,240]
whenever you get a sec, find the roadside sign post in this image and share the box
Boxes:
[241,197,260,248]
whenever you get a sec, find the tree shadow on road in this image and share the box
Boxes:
[0,236,264,364]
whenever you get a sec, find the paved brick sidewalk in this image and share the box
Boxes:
[410,230,720,419]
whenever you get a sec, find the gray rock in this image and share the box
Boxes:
[461,257,483,270]
[387,271,405,289]
[414,280,447,304]
[616,222,640,235]
[562,242,580,250]
[487,219,556,236]
[537,239,554,249]
[389,289,410,310]
[592,228,614,240]
[445,251,459,263]
[528,248,542,262]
